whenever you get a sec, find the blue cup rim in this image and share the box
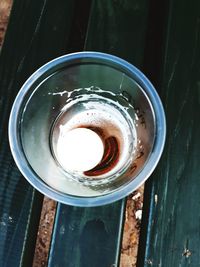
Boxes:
[9,51,166,207]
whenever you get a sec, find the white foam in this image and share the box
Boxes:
[52,96,137,179]
[56,128,104,172]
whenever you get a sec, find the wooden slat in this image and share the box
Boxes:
[48,1,150,266]
[85,0,149,67]
[0,0,75,266]
[48,202,126,267]
[138,0,200,266]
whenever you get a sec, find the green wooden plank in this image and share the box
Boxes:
[85,0,149,67]
[0,0,75,266]
[48,1,150,266]
[48,202,125,267]
[138,0,200,266]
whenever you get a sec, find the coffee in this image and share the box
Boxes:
[51,92,137,183]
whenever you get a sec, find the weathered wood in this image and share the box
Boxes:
[0,0,75,266]
[138,0,200,266]
[85,0,149,67]
[48,1,150,266]
[48,202,126,267]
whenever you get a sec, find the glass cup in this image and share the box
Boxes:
[9,52,166,207]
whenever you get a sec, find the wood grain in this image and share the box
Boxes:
[138,0,200,266]
[0,0,75,266]
[48,1,150,267]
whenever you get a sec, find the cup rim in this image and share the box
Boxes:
[9,51,166,207]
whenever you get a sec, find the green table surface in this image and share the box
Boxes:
[139,1,200,266]
[48,0,149,266]
[0,0,75,266]
[1,0,200,267]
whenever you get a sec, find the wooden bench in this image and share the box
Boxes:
[1,0,200,266]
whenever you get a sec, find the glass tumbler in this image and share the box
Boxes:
[9,52,166,207]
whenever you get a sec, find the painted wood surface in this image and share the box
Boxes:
[138,0,200,266]
[3,0,198,266]
[0,0,75,266]
[48,1,150,266]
